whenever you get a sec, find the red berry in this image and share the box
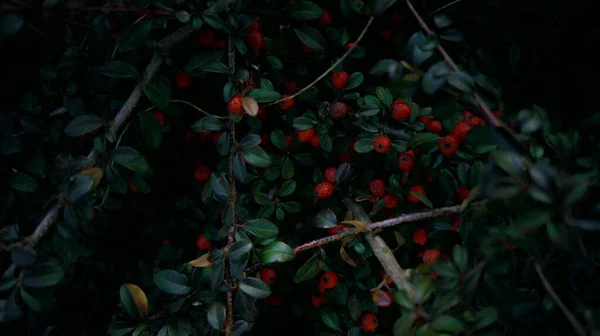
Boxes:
[185,132,197,143]
[380,270,393,285]
[227,95,244,115]
[319,271,339,289]
[260,268,277,285]
[161,238,170,245]
[344,42,357,50]
[391,99,412,120]
[391,12,403,25]
[328,224,346,235]
[315,182,334,199]
[419,116,433,126]
[212,39,226,49]
[373,135,391,153]
[450,218,461,231]
[324,167,337,183]
[407,186,425,203]
[246,30,265,50]
[452,122,472,143]
[284,80,297,93]
[194,165,211,181]
[196,234,212,250]
[380,29,392,40]
[247,19,262,32]
[257,108,267,120]
[311,295,325,307]
[310,134,320,147]
[265,294,283,306]
[197,30,214,47]
[297,129,315,143]
[153,110,166,126]
[457,186,470,200]
[493,109,503,117]
[331,102,349,120]
[427,120,443,133]
[175,70,191,89]
[279,94,294,110]
[463,110,473,117]
[423,249,440,264]
[302,44,313,53]
[500,238,516,251]
[331,71,349,89]
[412,228,428,245]
[318,9,332,26]
[284,134,292,148]
[212,131,224,144]
[368,179,386,197]
[468,116,486,127]
[128,179,138,193]
[438,135,459,156]
[383,194,398,209]
[359,313,378,331]
[398,152,415,171]
[372,290,393,308]
[317,282,327,294]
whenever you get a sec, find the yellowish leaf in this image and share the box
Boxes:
[340,245,356,267]
[189,253,213,267]
[242,97,259,117]
[80,167,103,188]
[371,289,392,307]
[341,220,369,232]
[125,283,148,318]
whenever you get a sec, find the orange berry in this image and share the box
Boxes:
[423,249,440,264]
[128,179,138,193]
[319,271,339,289]
[197,29,214,47]
[412,228,428,245]
[324,167,337,183]
[331,102,349,120]
[315,182,334,199]
[426,120,443,133]
[452,122,472,143]
[227,95,244,115]
[457,186,470,200]
[318,9,332,26]
[279,94,295,110]
[310,134,320,147]
[373,135,391,153]
[398,152,415,171]
[311,295,325,307]
[359,313,378,331]
[153,110,166,126]
[438,135,459,156]
[297,128,315,142]
[407,186,425,203]
[246,30,265,50]
[175,70,191,89]
[391,99,412,120]
[196,234,212,250]
[193,165,211,181]
[260,268,277,285]
[383,194,398,209]
[368,179,386,197]
[331,71,349,89]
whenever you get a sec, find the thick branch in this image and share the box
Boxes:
[265,16,375,107]
[533,262,588,336]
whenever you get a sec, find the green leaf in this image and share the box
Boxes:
[452,245,468,272]
[202,13,228,30]
[207,302,226,331]
[63,96,86,116]
[266,55,283,69]
[152,270,191,295]
[279,180,296,196]
[107,322,136,336]
[393,314,417,336]
[446,72,474,93]
[8,172,37,193]
[118,20,152,53]
[0,137,24,156]
[217,131,230,156]
[370,59,399,76]
[314,208,337,228]
[0,276,18,292]
[432,315,465,333]
[320,133,333,152]
[410,190,433,208]
[0,13,24,38]
[293,117,316,131]
[514,209,550,232]
[143,75,171,109]
[282,158,295,179]
[175,11,191,23]
[111,147,149,172]
[210,174,231,199]
[474,307,498,329]
[254,192,273,206]
[434,14,452,28]
[98,61,139,78]
[270,130,286,150]
[345,72,364,90]
[184,51,223,75]
[289,1,324,20]
[242,219,279,239]
[357,104,380,117]
[239,277,271,299]
[282,201,301,213]
[229,239,253,260]
[248,89,281,103]
[233,153,247,182]
[326,27,350,46]
[64,115,104,137]
[191,116,225,132]
[139,111,162,149]
[376,87,393,107]
[230,321,248,336]
[409,133,440,147]
[66,175,94,202]
[119,284,148,320]
[23,261,64,288]
[294,26,328,50]
[260,241,294,263]
[20,287,44,313]
[373,0,397,16]
[354,138,374,153]
[293,254,321,283]
[321,307,341,331]
[241,147,272,167]
[490,150,526,178]
[422,61,449,95]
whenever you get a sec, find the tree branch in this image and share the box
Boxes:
[533,262,588,336]
[264,16,375,107]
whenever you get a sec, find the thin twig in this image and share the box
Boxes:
[264,16,375,107]
[294,202,484,254]
[533,262,588,336]
[430,0,465,15]
[171,100,230,119]
[404,0,503,128]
